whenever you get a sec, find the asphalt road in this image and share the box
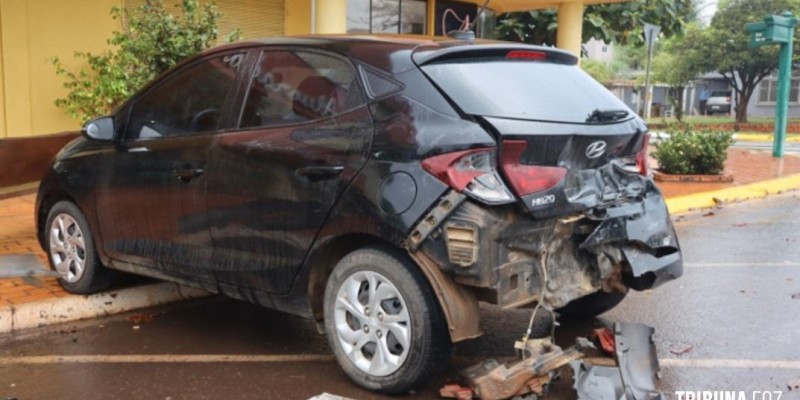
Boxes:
[1,192,800,399]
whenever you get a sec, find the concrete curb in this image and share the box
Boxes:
[665,173,800,214]
[0,282,210,334]
[734,133,800,143]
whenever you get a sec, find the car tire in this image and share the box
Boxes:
[45,200,115,294]
[323,246,452,394]
[556,290,627,319]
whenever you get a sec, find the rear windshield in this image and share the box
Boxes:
[710,91,731,97]
[421,60,631,124]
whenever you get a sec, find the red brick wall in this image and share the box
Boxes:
[0,133,80,188]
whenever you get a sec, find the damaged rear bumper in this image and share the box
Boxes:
[408,177,682,312]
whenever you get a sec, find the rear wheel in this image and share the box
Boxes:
[323,246,452,394]
[556,290,627,319]
[45,201,115,294]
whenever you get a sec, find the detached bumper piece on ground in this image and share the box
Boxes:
[440,322,662,400]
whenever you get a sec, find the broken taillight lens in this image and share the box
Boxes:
[635,133,651,177]
[500,140,567,196]
[422,148,515,205]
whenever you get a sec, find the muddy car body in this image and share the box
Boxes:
[36,36,682,393]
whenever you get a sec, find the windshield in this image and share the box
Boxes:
[422,60,632,124]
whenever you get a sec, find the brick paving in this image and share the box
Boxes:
[0,193,66,307]
[1,147,799,308]
[653,148,800,197]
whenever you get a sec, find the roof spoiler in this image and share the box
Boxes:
[412,44,578,66]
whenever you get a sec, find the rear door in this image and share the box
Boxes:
[205,48,372,294]
[95,51,247,284]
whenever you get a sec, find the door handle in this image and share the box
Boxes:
[296,165,344,182]
[173,168,205,182]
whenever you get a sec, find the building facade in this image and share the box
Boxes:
[0,0,625,138]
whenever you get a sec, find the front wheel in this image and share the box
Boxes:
[323,247,452,394]
[45,200,115,294]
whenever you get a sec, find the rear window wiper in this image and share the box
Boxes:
[586,109,630,123]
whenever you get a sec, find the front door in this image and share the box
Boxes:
[206,49,372,294]
[95,52,247,284]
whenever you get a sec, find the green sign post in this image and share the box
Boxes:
[746,12,797,158]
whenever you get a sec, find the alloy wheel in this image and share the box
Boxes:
[333,270,411,377]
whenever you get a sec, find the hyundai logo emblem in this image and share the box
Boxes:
[585,141,607,159]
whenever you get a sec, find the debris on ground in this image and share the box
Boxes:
[441,323,663,400]
[702,211,716,217]
[788,377,800,391]
[590,328,615,355]
[732,223,748,227]
[791,293,800,300]
[125,312,156,324]
[669,344,694,355]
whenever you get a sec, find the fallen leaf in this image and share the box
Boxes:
[125,312,155,324]
[732,223,748,227]
[670,345,694,355]
[788,377,800,391]
[791,293,800,300]
[702,211,715,217]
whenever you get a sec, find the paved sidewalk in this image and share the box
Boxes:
[1,147,799,332]
[0,193,66,307]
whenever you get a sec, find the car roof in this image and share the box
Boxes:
[206,34,578,73]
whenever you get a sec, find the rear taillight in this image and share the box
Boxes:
[726,97,731,104]
[422,148,515,205]
[499,140,566,196]
[635,133,651,177]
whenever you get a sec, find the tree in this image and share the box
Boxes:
[649,29,707,120]
[581,59,614,83]
[690,0,800,123]
[495,0,698,48]
[52,0,241,123]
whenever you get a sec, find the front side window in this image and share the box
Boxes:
[125,53,244,139]
[239,50,364,128]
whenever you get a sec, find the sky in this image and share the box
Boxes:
[698,0,719,24]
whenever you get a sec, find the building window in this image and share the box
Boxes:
[602,46,608,53]
[758,74,800,104]
[347,0,427,35]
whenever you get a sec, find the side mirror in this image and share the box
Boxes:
[82,116,115,141]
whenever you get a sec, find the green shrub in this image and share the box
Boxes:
[52,0,241,123]
[652,123,734,175]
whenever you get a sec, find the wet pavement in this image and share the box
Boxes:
[1,193,800,399]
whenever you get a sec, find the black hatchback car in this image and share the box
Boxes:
[36,35,682,393]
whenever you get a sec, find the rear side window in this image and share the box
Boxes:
[422,59,630,124]
[239,50,364,128]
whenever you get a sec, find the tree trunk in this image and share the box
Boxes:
[673,86,685,121]
[735,86,754,124]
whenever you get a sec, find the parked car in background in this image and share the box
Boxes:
[705,90,732,115]
[36,35,683,394]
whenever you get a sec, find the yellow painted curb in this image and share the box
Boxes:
[734,133,800,143]
[665,174,800,214]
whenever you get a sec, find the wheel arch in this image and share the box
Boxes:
[305,233,482,343]
[306,233,396,321]
[37,188,77,249]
